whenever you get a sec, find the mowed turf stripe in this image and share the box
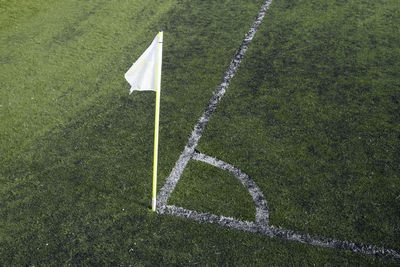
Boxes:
[0,0,176,166]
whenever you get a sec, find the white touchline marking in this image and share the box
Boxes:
[163,204,400,260]
[156,0,400,261]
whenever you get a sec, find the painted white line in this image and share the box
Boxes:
[192,151,269,225]
[164,205,261,234]
[156,0,400,261]
[157,0,273,212]
[164,204,400,260]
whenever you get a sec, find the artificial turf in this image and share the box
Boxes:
[0,0,399,265]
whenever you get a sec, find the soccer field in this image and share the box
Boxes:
[1,0,399,265]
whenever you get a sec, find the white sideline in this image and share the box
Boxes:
[163,204,400,260]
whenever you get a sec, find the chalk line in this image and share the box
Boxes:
[157,0,273,212]
[163,204,400,260]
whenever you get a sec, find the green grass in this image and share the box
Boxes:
[169,160,256,222]
[1,0,399,265]
[0,0,176,162]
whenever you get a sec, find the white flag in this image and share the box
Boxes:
[125,33,162,94]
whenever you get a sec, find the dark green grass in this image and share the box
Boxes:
[0,0,399,265]
[198,0,400,254]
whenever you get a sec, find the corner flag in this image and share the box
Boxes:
[125,31,163,211]
[125,32,163,93]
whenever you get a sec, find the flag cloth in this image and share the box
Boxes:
[125,34,161,94]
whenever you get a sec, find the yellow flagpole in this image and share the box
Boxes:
[152,31,163,211]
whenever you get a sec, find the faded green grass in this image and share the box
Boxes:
[198,0,400,253]
[0,0,399,265]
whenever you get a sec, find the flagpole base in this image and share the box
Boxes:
[152,198,156,212]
